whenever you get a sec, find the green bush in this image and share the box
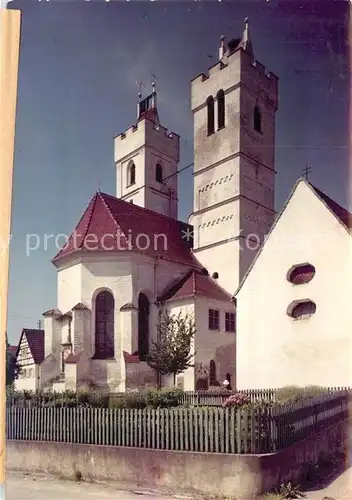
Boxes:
[109,391,147,409]
[276,385,325,404]
[144,387,183,408]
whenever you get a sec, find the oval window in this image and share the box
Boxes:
[287,300,316,320]
[287,264,315,285]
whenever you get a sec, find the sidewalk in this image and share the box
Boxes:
[7,472,187,500]
[304,467,352,500]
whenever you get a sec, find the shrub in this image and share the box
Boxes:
[144,388,183,408]
[276,385,325,404]
[109,391,147,409]
[223,392,251,408]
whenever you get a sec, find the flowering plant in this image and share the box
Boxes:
[222,392,251,408]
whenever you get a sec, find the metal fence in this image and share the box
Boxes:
[6,390,351,454]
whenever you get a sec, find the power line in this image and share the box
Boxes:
[163,161,194,182]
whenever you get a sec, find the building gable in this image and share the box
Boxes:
[234,178,352,297]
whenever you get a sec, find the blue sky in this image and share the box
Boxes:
[7,0,349,344]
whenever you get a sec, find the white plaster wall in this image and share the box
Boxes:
[57,263,82,314]
[15,365,39,392]
[193,239,241,294]
[236,181,352,389]
[194,296,236,388]
[193,157,240,213]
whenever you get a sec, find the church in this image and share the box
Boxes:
[14,19,351,393]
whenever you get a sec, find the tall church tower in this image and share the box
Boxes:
[115,82,180,218]
[189,20,279,294]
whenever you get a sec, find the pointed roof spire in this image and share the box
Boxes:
[219,34,226,60]
[241,17,254,58]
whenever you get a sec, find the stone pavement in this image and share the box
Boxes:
[7,472,190,500]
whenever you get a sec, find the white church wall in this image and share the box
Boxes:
[194,296,236,389]
[236,181,352,390]
[193,240,241,295]
[57,263,82,314]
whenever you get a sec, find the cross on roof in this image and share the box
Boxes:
[303,165,312,180]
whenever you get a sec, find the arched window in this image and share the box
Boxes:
[209,360,217,385]
[206,96,215,135]
[127,161,136,186]
[94,291,115,359]
[138,293,150,361]
[217,89,225,130]
[254,104,262,133]
[155,162,163,183]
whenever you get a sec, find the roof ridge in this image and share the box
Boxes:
[100,191,192,227]
[97,191,126,235]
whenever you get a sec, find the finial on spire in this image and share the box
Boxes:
[152,73,156,94]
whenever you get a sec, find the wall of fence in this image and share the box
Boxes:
[6,391,351,454]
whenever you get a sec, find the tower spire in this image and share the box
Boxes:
[219,34,226,60]
[241,17,254,58]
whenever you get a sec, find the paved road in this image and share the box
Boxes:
[7,472,188,500]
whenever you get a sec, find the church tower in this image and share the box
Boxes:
[189,19,279,294]
[114,82,180,219]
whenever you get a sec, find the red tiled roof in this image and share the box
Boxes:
[310,184,352,229]
[72,303,89,310]
[158,269,233,303]
[65,352,81,364]
[52,191,200,268]
[8,345,17,356]
[17,329,45,364]
[123,351,140,364]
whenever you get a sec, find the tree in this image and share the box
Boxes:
[6,333,20,386]
[147,310,196,386]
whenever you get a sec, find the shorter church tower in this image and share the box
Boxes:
[115,82,180,219]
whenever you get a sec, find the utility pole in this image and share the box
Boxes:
[0,7,21,499]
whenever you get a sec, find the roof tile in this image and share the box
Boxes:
[52,192,199,267]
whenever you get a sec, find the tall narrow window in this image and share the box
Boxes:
[94,291,115,359]
[208,309,219,330]
[155,162,163,183]
[127,161,136,186]
[209,360,217,385]
[217,89,225,130]
[138,293,150,361]
[206,96,215,135]
[254,104,262,133]
[225,312,235,332]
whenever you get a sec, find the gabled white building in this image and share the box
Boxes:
[235,179,352,389]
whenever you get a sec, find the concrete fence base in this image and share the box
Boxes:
[6,419,349,499]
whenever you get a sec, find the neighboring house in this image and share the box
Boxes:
[235,179,352,389]
[14,329,44,391]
